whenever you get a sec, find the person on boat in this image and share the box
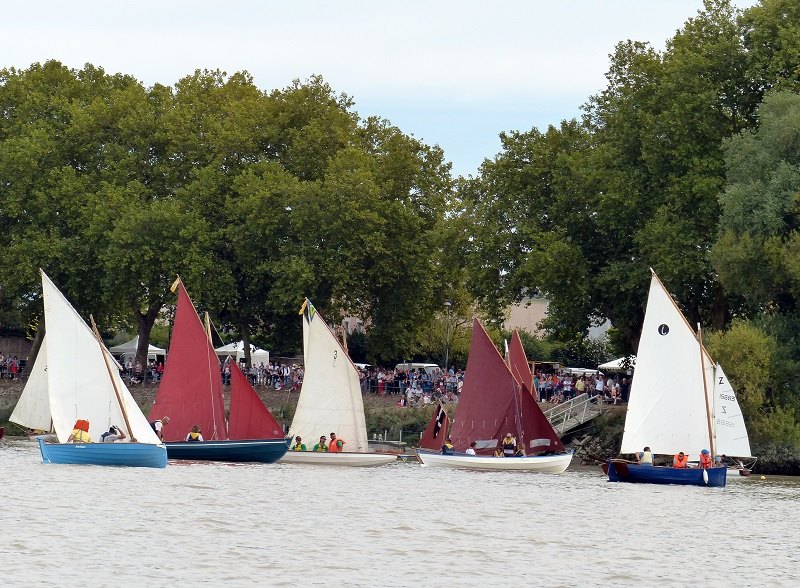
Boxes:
[185,425,203,442]
[313,435,328,452]
[673,451,689,468]
[67,419,91,443]
[637,446,654,466]
[329,432,345,453]
[513,443,526,457]
[441,437,455,454]
[465,441,477,455]
[100,425,126,443]
[502,433,517,456]
[150,416,170,441]
[493,446,504,458]
[699,449,713,469]
[291,435,306,451]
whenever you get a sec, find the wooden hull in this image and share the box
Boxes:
[606,459,726,487]
[37,437,167,468]
[164,439,288,463]
[280,451,397,467]
[417,449,572,472]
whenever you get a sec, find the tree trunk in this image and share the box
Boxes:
[240,322,251,368]
[134,301,162,375]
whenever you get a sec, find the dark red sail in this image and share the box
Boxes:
[149,280,227,441]
[508,329,535,400]
[419,402,449,450]
[450,319,564,455]
[228,361,284,440]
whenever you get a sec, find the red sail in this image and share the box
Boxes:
[508,330,535,400]
[228,361,284,440]
[419,402,449,450]
[450,319,564,455]
[149,281,227,441]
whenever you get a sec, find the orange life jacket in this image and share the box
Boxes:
[329,437,345,453]
[73,419,90,433]
[673,453,689,468]
[699,453,713,468]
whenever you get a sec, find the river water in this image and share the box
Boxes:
[2,439,798,587]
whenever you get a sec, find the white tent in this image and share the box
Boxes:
[109,336,166,362]
[598,356,636,373]
[215,340,270,366]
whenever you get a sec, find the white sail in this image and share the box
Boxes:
[288,301,369,452]
[9,337,52,432]
[40,271,161,444]
[620,274,713,458]
[712,363,752,458]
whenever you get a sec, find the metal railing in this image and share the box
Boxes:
[543,393,602,435]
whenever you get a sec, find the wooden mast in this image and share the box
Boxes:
[90,315,137,442]
[697,324,715,458]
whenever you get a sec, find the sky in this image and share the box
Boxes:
[4,0,759,177]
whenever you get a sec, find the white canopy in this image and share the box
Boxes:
[215,340,270,366]
[109,336,166,361]
[598,356,636,373]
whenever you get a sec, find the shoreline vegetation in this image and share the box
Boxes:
[3,380,797,475]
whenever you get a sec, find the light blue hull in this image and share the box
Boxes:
[164,439,288,463]
[38,437,167,469]
[606,460,726,487]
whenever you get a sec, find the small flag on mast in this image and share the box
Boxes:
[170,276,181,293]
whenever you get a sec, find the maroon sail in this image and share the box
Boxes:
[450,319,564,455]
[419,402,449,450]
[228,361,284,440]
[508,330,536,400]
[150,280,227,442]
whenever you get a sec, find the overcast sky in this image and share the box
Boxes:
[4,0,758,177]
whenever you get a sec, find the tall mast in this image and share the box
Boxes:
[90,315,136,442]
[697,324,715,457]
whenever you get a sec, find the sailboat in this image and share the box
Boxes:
[18,270,167,468]
[418,402,450,451]
[280,299,396,466]
[149,278,287,463]
[417,319,572,472]
[605,270,752,487]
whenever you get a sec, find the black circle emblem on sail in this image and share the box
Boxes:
[657,324,669,336]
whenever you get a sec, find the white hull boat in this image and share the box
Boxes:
[281,451,397,467]
[417,449,572,472]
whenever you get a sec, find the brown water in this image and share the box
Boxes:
[3,439,798,586]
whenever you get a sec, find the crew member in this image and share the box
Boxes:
[699,449,713,468]
[441,437,455,455]
[502,433,517,456]
[292,436,306,451]
[67,419,91,443]
[150,416,170,441]
[100,425,126,443]
[185,425,203,442]
[638,446,654,466]
[329,432,345,453]
[313,435,328,452]
[673,451,689,468]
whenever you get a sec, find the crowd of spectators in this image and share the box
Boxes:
[0,352,22,380]
[536,371,629,405]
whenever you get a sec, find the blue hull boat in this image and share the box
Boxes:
[164,439,288,463]
[38,437,168,469]
[606,460,727,487]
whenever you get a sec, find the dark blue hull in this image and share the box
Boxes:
[606,460,726,487]
[38,437,167,468]
[165,439,288,463]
